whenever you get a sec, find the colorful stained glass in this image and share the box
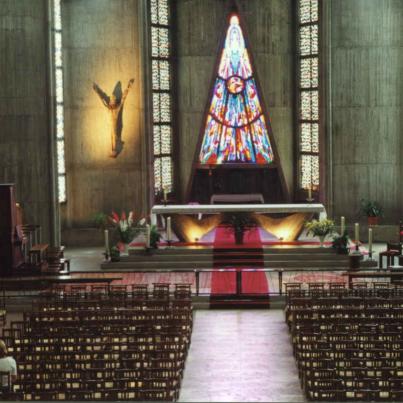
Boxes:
[199,14,274,165]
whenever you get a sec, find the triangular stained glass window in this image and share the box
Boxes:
[199,15,274,165]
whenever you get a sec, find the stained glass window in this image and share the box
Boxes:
[199,15,274,165]
[150,0,174,195]
[53,0,66,202]
[298,0,320,190]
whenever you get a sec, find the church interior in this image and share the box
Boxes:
[0,0,402,401]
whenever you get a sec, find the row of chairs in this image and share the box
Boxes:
[286,284,403,401]
[1,283,193,401]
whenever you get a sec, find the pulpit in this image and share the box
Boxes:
[0,184,24,275]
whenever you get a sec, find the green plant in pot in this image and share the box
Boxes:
[223,212,255,245]
[360,199,383,226]
[150,225,161,249]
[110,245,120,262]
[305,219,335,247]
[332,230,350,254]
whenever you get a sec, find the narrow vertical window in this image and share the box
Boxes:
[298,0,320,192]
[149,0,174,196]
[52,0,66,203]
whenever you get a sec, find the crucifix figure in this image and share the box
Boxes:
[92,79,134,158]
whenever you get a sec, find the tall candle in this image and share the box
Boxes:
[340,216,345,235]
[146,224,151,248]
[104,229,109,254]
[368,228,373,255]
[163,187,167,203]
[354,223,359,243]
[308,185,312,200]
[166,217,172,241]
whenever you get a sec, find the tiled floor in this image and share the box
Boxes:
[179,310,304,402]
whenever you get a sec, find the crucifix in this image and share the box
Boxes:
[92,79,134,158]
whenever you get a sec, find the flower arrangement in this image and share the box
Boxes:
[109,210,141,244]
[305,219,335,237]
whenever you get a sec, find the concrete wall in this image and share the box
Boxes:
[61,0,147,229]
[175,0,295,200]
[0,0,55,243]
[330,0,403,224]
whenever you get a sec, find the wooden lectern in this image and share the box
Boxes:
[0,184,24,275]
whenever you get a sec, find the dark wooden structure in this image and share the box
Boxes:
[0,184,24,275]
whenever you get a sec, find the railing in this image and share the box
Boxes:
[0,266,389,301]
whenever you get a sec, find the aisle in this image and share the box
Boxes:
[179,310,304,402]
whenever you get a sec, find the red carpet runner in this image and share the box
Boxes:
[210,226,269,295]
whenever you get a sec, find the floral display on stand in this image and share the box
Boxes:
[305,219,335,247]
[108,211,143,252]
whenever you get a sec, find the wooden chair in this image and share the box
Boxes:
[379,242,402,268]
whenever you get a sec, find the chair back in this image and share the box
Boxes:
[387,242,402,254]
[0,370,11,391]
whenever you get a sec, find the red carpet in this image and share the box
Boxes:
[210,226,269,295]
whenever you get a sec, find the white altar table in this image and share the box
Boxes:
[151,203,327,224]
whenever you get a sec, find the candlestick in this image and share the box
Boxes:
[104,229,109,257]
[308,185,312,200]
[354,223,359,244]
[368,228,373,258]
[146,224,151,248]
[340,216,345,235]
[166,217,172,242]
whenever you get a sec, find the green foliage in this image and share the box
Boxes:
[150,225,161,249]
[305,219,335,237]
[223,212,255,234]
[93,212,108,230]
[332,230,350,254]
[110,246,120,261]
[360,199,383,217]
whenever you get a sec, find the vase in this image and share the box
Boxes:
[319,235,325,247]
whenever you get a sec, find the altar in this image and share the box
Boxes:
[151,203,327,243]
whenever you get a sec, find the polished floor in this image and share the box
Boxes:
[179,310,304,402]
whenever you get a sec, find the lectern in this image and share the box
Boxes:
[0,184,24,275]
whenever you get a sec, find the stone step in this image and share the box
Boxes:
[102,259,350,270]
[128,246,337,256]
[121,252,346,263]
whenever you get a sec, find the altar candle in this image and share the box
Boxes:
[340,216,345,235]
[368,228,373,255]
[354,223,359,243]
[104,229,109,253]
[308,184,312,200]
[146,224,151,248]
[163,187,167,203]
[167,217,172,241]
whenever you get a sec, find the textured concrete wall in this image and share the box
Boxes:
[175,0,295,200]
[330,0,403,223]
[0,0,54,242]
[61,0,146,228]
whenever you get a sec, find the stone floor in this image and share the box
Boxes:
[179,309,304,402]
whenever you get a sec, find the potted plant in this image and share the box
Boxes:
[150,225,161,249]
[360,199,383,226]
[110,246,120,262]
[305,219,335,247]
[332,231,350,254]
[223,212,255,245]
[109,210,141,246]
